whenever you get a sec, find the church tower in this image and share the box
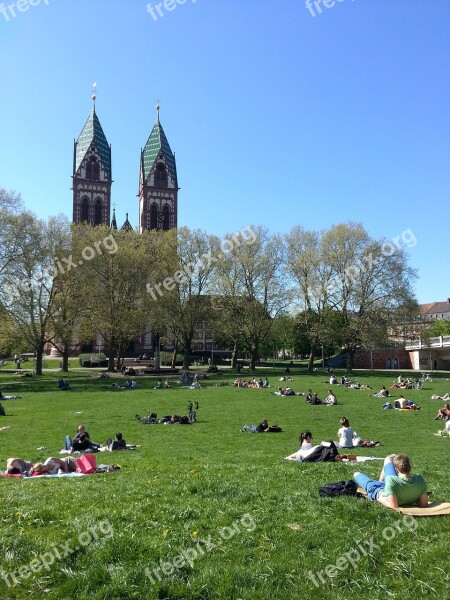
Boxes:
[139,105,178,233]
[72,93,112,226]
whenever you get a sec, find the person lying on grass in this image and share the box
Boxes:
[432,393,450,401]
[0,391,22,400]
[397,395,420,410]
[30,457,76,475]
[354,453,428,509]
[240,420,282,433]
[5,458,33,475]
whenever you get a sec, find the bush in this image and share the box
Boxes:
[159,352,183,366]
[78,353,107,367]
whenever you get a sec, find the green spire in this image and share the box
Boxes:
[142,108,177,185]
[75,106,111,178]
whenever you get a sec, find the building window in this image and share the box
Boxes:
[81,197,89,222]
[162,204,170,231]
[154,162,168,188]
[150,203,158,230]
[94,198,102,225]
[86,156,100,180]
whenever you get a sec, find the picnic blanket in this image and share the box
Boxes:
[1,472,86,479]
[357,488,450,516]
[285,455,383,463]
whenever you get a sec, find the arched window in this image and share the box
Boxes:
[93,160,100,180]
[150,203,158,230]
[154,162,168,187]
[81,197,89,222]
[162,204,170,231]
[86,156,99,180]
[94,198,102,225]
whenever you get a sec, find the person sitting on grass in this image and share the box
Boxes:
[435,420,450,436]
[374,386,389,398]
[58,378,70,391]
[353,453,428,508]
[337,417,381,448]
[434,404,450,421]
[107,432,127,451]
[324,390,337,405]
[67,424,100,453]
[310,392,322,405]
[286,431,318,461]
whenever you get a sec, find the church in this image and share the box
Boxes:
[67,96,216,359]
[71,94,178,235]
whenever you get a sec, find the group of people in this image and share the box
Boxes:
[305,389,337,405]
[112,379,137,390]
[154,379,171,389]
[64,425,131,453]
[233,377,270,388]
[5,456,77,476]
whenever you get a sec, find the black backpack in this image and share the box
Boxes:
[303,441,339,463]
[318,480,358,497]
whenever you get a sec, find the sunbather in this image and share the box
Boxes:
[354,454,428,508]
[397,396,420,410]
[432,393,450,401]
[434,404,450,421]
[324,390,337,405]
[5,458,33,475]
[373,386,389,398]
[286,431,318,461]
[337,417,381,448]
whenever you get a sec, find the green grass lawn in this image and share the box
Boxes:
[0,368,449,600]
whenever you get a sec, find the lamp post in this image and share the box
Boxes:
[321,345,325,368]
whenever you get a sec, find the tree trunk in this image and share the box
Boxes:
[346,350,354,373]
[182,339,191,370]
[307,349,315,372]
[171,340,179,369]
[62,343,70,372]
[35,345,44,376]
[250,347,258,371]
[107,349,115,372]
[231,340,238,369]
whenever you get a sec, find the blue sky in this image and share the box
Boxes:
[0,0,449,304]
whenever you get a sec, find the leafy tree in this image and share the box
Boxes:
[148,228,217,370]
[73,225,151,371]
[218,226,286,370]
[0,213,72,374]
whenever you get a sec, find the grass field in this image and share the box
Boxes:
[0,367,449,600]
